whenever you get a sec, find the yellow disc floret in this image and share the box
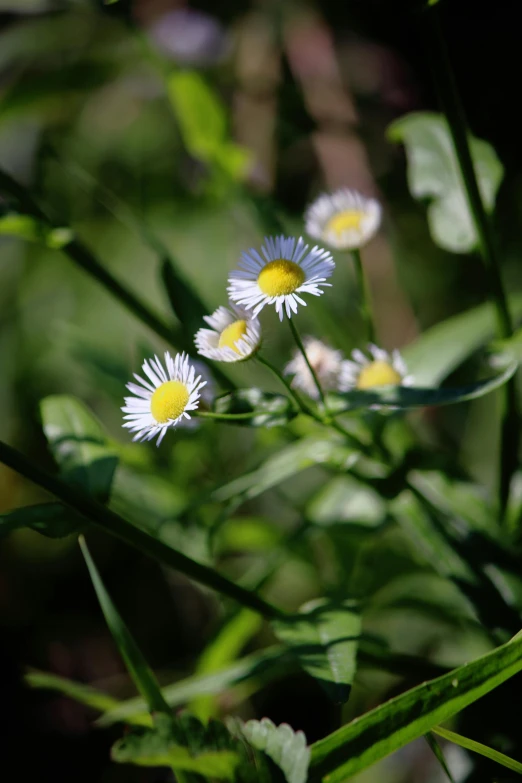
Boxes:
[150,380,189,423]
[218,320,248,353]
[326,210,364,238]
[257,259,305,297]
[356,361,402,390]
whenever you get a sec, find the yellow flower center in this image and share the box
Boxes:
[356,360,402,390]
[150,380,189,423]
[218,319,248,353]
[257,259,305,296]
[326,209,364,237]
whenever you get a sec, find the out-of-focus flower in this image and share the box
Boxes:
[228,236,335,321]
[122,352,206,445]
[284,337,344,399]
[305,188,381,250]
[339,344,413,392]
[149,8,228,66]
[195,305,261,363]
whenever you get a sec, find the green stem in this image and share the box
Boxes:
[288,318,327,408]
[426,6,518,521]
[351,248,376,343]
[256,353,316,418]
[0,439,286,620]
[194,410,260,421]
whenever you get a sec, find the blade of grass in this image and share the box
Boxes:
[432,725,522,775]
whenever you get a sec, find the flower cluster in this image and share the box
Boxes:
[122,188,413,444]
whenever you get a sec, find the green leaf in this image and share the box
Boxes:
[190,609,263,722]
[40,396,118,501]
[0,502,83,538]
[213,389,298,428]
[80,536,171,717]
[168,70,227,161]
[212,436,359,504]
[425,733,456,783]
[388,112,503,253]
[0,212,73,248]
[326,360,517,414]
[160,258,208,342]
[432,725,522,775]
[309,629,522,782]
[273,599,361,703]
[242,718,310,783]
[307,476,386,528]
[402,294,522,386]
[25,670,121,714]
[111,717,239,779]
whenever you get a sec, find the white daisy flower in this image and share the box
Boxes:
[284,337,345,399]
[305,188,382,250]
[339,344,413,392]
[178,359,215,429]
[122,351,206,445]
[227,235,335,321]
[195,304,261,362]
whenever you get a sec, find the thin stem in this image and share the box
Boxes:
[0,439,286,620]
[256,353,316,418]
[426,6,518,522]
[288,318,327,408]
[194,410,260,421]
[351,248,376,343]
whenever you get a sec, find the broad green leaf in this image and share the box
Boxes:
[190,609,262,722]
[432,725,522,775]
[112,720,239,779]
[388,112,503,253]
[98,647,290,727]
[0,212,72,248]
[80,537,170,717]
[402,294,522,386]
[242,718,310,783]
[161,258,208,342]
[273,599,361,703]
[212,436,358,504]
[309,629,522,782]
[213,389,298,428]
[307,476,386,528]
[0,502,83,538]
[25,670,121,714]
[326,360,517,414]
[40,396,118,501]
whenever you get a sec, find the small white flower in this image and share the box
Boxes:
[178,359,215,429]
[195,304,261,362]
[227,235,335,321]
[339,344,413,393]
[284,337,345,399]
[305,188,381,250]
[122,352,206,445]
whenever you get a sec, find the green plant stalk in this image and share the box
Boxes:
[425,732,455,783]
[256,353,315,417]
[432,725,522,775]
[194,411,262,421]
[288,317,328,407]
[351,248,376,343]
[0,439,286,620]
[425,7,518,521]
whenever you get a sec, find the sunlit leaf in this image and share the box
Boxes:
[326,360,517,414]
[80,537,170,716]
[190,609,262,722]
[213,389,298,429]
[402,294,522,386]
[25,670,120,714]
[111,713,239,779]
[0,212,72,248]
[40,396,118,502]
[307,476,386,528]
[309,629,522,782]
[0,502,83,538]
[388,112,503,253]
[242,718,310,783]
[273,599,361,703]
[212,436,358,503]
